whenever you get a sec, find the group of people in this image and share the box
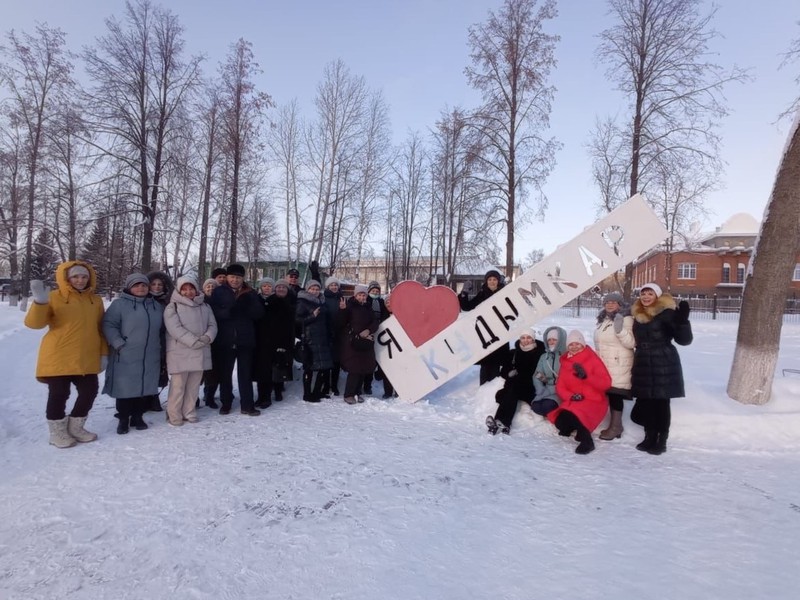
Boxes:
[463,270,692,456]
[25,260,394,448]
[26,261,692,456]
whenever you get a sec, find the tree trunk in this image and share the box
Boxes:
[727,116,800,404]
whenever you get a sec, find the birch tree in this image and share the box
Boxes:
[465,0,560,278]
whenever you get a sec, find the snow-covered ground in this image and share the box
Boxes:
[1,302,799,600]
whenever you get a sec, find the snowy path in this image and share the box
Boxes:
[1,306,799,600]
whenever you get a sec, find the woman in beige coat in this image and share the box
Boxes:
[593,292,635,440]
[163,277,217,426]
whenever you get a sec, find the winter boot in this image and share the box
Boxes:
[67,416,98,443]
[647,431,669,455]
[148,394,163,412]
[129,408,149,431]
[636,429,658,452]
[599,410,624,440]
[344,396,357,405]
[330,365,341,396]
[274,387,283,402]
[302,371,314,401]
[116,416,129,435]
[575,427,595,454]
[48,418,77,448]
[204,395,219,409]
[485,415,499,435]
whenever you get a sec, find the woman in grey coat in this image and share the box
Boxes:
[102,273,164,434]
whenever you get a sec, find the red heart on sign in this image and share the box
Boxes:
[389,281,461,347]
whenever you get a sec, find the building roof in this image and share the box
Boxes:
[700,213,759,244]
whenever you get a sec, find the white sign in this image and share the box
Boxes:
[375,194,668,403]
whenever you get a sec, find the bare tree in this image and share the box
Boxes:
[306,59,367,266]
[779,21,800,119]
[195,85,221,280]
[83,0,201,271]
[596,0,747,296]
[269,99,307,265]
[727,116,800,405]
[0,23,73,300]
[0,117,25,283]
[218,38,271,263]
[389,132,428,282]
[465,0,560,279]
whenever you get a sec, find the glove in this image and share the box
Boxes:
[573,363,587,380]
[199,335,212,345]
[100,356,108,372]
[613,313,624,334]
[570,394,584,401]
[676,300,690,323]
[30,280,49,304]
[506,369,518,378]
[276,347,287,353]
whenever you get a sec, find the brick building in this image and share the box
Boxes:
[631,213,800,299]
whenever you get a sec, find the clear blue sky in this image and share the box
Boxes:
[4,0,799,259]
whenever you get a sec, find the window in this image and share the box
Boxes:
[794,264,800,281]
[737,263,746,284]
[722,262,730,284]
[677,263,697,280]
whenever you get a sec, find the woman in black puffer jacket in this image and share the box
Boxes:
[296,280,334,402]
[338,284,379,405]
[630,283,693,455]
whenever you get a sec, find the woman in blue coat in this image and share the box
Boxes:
[102,273,164,434]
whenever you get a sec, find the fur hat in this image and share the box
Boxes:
[202,278,218,290]
[306,279,321,290]
[367,280,381,292]
[640,283,663,298]
[566,329,586,347]
[326,277,340,288]
[603,292,624,305]
[124,273,150,290]
[177,276,199,293]
[274,279,290,290]
[67,265,90,279]
[226,264,246,277]
[354,284,369,295]
[211,267,227,278]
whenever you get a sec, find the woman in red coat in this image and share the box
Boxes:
[548,330,611,454]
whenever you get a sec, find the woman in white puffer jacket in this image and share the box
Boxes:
[593,292,635,440]
[163,277,217,426]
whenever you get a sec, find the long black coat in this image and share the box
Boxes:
[323,288,344,362]
[338,297,378,375]
[630,293,693,399]
[255,293,296,368]
[208,283,264,350]
[296,290,334,371]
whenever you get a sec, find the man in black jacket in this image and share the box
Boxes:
[208,264,264,416]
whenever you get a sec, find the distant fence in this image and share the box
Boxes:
[554,295,800,323]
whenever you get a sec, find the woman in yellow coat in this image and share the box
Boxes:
[24,260,108,448]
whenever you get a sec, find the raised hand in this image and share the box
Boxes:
[30,280,49,304]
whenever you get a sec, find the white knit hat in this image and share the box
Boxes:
[566,330,586,346]
[640,282,663,298]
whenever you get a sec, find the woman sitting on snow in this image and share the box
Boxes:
[547,330,611,455]
[486,329,545,435]
[530,326,567,416]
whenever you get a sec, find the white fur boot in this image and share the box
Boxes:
[67,416,98,443]
[48,418,77,448]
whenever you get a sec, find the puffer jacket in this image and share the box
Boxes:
[163,278,217,374]
[534,326,567,386]
[102,291,163,398]
[296,290,334,371]
[25,260,108,377]
[593,309,635,393]
[498,339,546,402]
[549,345,612,432]
[630,293,693,399]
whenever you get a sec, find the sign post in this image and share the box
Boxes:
[375,194,668,403]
